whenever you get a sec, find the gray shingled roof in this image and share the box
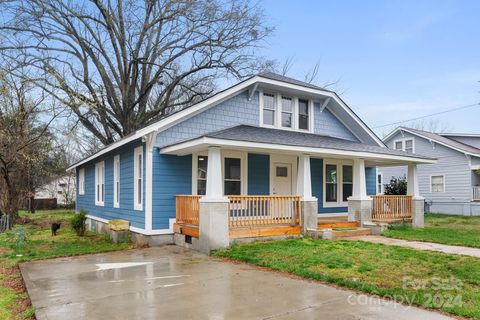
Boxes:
[258,71,332,92]
[196,125,434,160]
[400,127,480,155]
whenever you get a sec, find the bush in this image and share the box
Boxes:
[72,209,87,236]
[12,226,26,248]
[384,176,407,195]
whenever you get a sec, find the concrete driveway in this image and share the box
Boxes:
[20,246,451,320]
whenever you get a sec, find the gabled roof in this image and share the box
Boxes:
[383,127,480,157]
[68,72,384,170]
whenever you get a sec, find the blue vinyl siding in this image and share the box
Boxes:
[366,167,376,195]
[248,153,270,195]
[76,139,145,228]
[152,153,192,229]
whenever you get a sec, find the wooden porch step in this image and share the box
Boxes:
[331,227,371,239]
[318,221,359,229]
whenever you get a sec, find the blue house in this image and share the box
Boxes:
[68,72,435,249]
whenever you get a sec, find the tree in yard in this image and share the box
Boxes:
[0,73,57,227]
[384,176,407,196]
[0,0,273,145]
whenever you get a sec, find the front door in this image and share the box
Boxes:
[273,163,292,195]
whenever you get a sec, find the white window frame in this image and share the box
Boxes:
[113,155,120,208]
[192,151,247,196]
[134,146,143,211]
[393,138,415,153]
[95,161,105,206]
[376,172,384,195]
[259,90,314,133]
[323,159,353,208]
[430,175,445,193]
[78,168,85,195]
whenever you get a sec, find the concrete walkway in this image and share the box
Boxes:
[20,246,452,320]
[348,235,480,258]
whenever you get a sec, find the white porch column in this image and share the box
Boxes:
[407,163,425,228]
[199,146,229,253]
[144,132,156,232]
[297,154,317,233]
[348,158,372,225]
[205,146,224,200]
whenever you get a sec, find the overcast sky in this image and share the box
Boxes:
[258,0,480,136]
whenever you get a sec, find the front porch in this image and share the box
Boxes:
[161,126,434,252]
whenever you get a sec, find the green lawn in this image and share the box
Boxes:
[0,210,134,320]
[383,213,480,248]
[215,238,480,319]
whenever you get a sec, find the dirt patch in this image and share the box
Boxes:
[0,265,33,318]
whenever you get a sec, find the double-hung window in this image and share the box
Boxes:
[262,93,276,126]
[134,147,143,210]
[394,138,414,153]
[78,168,85,195]
[325,164,338,203]
[377,173,384,194]
[113,155,120,208]
[342,165,353,202]
[197,156,208,195]
[431,175,444,193]
[281,96,293,128]
[224,158,241,195]
[324,161,353,207]
[298,99,309,130]
[95,161,105,206]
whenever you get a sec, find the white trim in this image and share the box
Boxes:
[78,168,85,195]
[144,133,156,231]
[113,155,120,208]
[133,146,144,211]
[95,161,105,206]
[317,212,348,218]
[441,133,480,138]
[393,138,415,153]
[68,75,385,171]
[430,174,445,193]
[130,218,176,235]
[86,214,109,224]
[323,159,353,208]
[192,150,248,196]
[162,137,437,164]
[385,127,480,157]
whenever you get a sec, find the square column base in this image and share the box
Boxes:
[301,199,318,233]
[199,199,230,254]
[412,197,425,228]
[348,198,372,226]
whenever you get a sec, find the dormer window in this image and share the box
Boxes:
[260,91,313,132]
[393,138,415,153]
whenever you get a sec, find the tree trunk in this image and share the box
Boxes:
[29,196,35,213]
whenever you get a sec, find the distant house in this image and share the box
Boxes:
[378,127,480,216]
[67,73,434,250]
[35,175,76,207]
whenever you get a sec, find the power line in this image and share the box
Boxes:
[372,102,480,129]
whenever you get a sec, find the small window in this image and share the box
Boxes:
[377,173,384,194]
[431,175,444,193]
[281,96,293,128]
[394,141,403,150]
[342,165,353,202]
[276,166,288,177]
[325,164,337,202]
[95,161,105,206]
[262,93,276,126]
[394,139,414,153]
[78,169,85,195]
[298,99,309,130]
[113,155,120,208]
[197,156,208,195]
[224,158,241,195]
[405,139,414,153]
[134,147,143,210]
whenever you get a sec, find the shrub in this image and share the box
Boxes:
[384,176,407,195]
[72,209,87,236]
[12,226,27,248]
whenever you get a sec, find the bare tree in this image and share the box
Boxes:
[407,119,452,133]
[0,73,58,225]
[0,0,272,145]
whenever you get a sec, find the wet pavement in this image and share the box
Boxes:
[20,246,452,320]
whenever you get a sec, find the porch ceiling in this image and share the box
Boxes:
[160,125,436,166]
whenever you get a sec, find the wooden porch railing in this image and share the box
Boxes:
[175,195,201,225]
[228,195,302,228]
[372,195,413,221]
[473,187,480,201]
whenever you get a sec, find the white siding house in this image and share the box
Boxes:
[378,127,480,215]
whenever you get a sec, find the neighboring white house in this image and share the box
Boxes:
[378,127,480,216]
[36,175,76,206]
